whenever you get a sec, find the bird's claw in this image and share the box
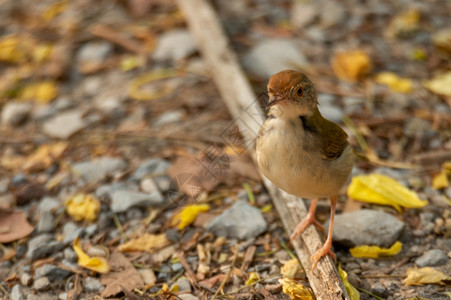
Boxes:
[311,246,336,271]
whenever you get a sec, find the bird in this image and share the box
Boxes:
[256,70,355,269]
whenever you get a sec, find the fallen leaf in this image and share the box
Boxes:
[331,50,371,82]
[375,72,413,93]
[350,241,402,258]
[280,259,305,279]
[338,264,360,300]
[128,69,177,100]
[0,209,34,243]
[403,267,450,286]
[66,194,101,222]
[42,0,67,22]
[73,237,110,274]
[347,174,427,212]
[386,9,421,39]
[197,243,210,275]
[246,272,260,286]
[424,72,451,97]
[23,142,68,172]
[279,278,314,300]
[14,183,47,206]
[170,204,210,230]
[149,245,177,264]
[101,252,144,297]
[118,233,169,253]
[433,29,451,56]
[433,170,449,190]
[0,35,27,63]
[20,81,58,103]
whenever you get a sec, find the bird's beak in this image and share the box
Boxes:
[266,94,287,108]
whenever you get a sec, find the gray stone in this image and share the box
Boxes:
[138,269,156,286]
[331,209,404,248]
[153,110,184,127]
[82,277,104,292]
[11,284,25,300]
[20,273,32,286]
[175,276,191,292]
[37,210,54,233]
[1,101,32,126]
[27,294,53,300]
[243,39,307,78]
[111,189,165,213]
[84,224,98,237]
[415,249,449,267]
[95,182,133,199]
[318,1,346,28]
[26,234,52,259]
[72,157,127,183]
[63,248,77,262]
[207,200,267,239]
[38,197,60,213]
[63,222,83,244]
[178,295,200,300]
[77,41,113,65]
[152,29,197,62]
[42,110,86,139]
[35,264,71,281]
[32,277,50,291]
[58,293,67,300]
[131,158,171,180]
[291,1,317,29]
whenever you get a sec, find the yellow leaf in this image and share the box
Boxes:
[331,50,371,82]
[347,174,427,212]
[280,259,305,279]
[0,35,27,63]
[23,142,68,172]
[350,241,402,258]
[120,56,143,71]
[403,267,450,286]
[375,72,413,93]
[424,72,451,97]
[73,237,110,274]
[246,272,260,286]
[33,43,54,63]
[261,204,272,213]
[279,278,314,300]
[20,81,58,103]
[42,0,67,22]
[65,194,100,222]
[338,264,360,300]
[433,170,449,189]
[118,233,169,253]
[128,69,177,100]
[170,204,210,230]
[387,9,420,39]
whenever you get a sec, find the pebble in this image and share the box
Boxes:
[94,94,124,116]
[415,249,449,267]
[131,158,171,181]
[243,39,308,78]
[42,110,86,139]
[28,294,54,300]
[291,1,317,28]
[177,295,200,300]
[140,178,160,194]
[20,273,32,286]
[77,41,113,66]
[86,246,108,258]
[110,189,165,213]
[84,224,98,237]
[174,276,191,292]
[82,277,104,292]
[26,234,52,259]
[32,277,50,291]
[37,210,54,233]
[38,197,60,213]
[72,157,127,183]
[331,209,404,248]
[11,284,25,300]
[35,264,71,281]
[138,269,156,286]
[152,29,197,62]
[371,282,389,298]
[1,101,32,126]
[153,110,184,127]
[63,248,77,262]
[63,222,83,244]
[318,1,346,28]
[207,200,267,239]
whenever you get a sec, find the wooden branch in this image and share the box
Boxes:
[177,0,350,299]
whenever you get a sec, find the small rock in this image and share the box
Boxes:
[86,246,108,258]
[331,209,404,247]
[77,41,113,65]
[153,110,184,127]
[58,293,67,300]
[32,277,50,291]
[152,29,197,62]
[26,234,52,259]
[20,273,32,286]
[110,189,164,213]
[94,94,124,116]
[140,178,160,194]
[84,224,98,237]
[1,102,32,126]
[35,264,71,281]
[63,222,83,244]
[138,269,156,286]
[371,282,389,298]
[37,210,54,233]
[82,277,104,292]
[28,294,53,300]
[63,248,77,262]
[243,39,307,78]
[132,158,171,180]
[11,284,25,300]
[173,276,191,292]
[42,110,86,139]
[72,157,127,183]
[178,295,200,300]
[95,182,133,199]
[415,249,449,267]
[207,200,267,239]
[318,1,346,28]
[38,197,60,213]
[291,1,317,28]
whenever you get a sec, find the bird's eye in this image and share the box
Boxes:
[296,88,303,96]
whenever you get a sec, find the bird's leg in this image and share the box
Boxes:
[290,198,324,242]
[311,194,338,270]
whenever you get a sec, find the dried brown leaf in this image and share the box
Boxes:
[0,209,34,243]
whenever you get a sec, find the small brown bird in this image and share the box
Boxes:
[256,70,355,269]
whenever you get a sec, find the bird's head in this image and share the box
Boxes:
[266,70,318,119]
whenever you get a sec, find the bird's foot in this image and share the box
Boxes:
[311,244,336,271]
[290,213,324,242]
